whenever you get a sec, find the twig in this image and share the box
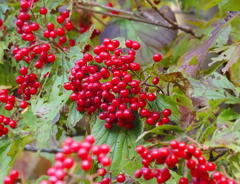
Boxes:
[78,1,134,16]
[24,145,62,153]
[145,83,165,95]
[75,4,173,29]
[145,0,202,38]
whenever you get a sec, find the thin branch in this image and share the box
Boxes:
[145,0,202,38]
[145,83,165,95]
[75,4,173,29]
[78,1,134,16]
[24,145,62,154]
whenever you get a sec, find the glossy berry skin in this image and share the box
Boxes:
[3,176,13,184]
[116,174,126,183]
[39,7,48,15]
[153,53,162,62]
[19,101,28,109]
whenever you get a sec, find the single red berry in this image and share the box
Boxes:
[153,53,162,62]
[162,109,172,116]
[19,67,28,75]
[39,7,48,15]
[57,15,65,24]
[116,174,126,183]
[152,77,159,85]
[97,168,107,176]
[125,39,133,48]
[147,93,156,101]
[9,170,19,180]
[19,101,28,109]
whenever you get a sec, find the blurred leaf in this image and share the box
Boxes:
[229,153,240,180]
[219,0,240,14]
[136,125,185,142]
[209,43,240,74]
[199,60,225,77]
[118,0,132,11]
[219,108,240,122]
[100,6,177,65]
[91,114,143,176]
[229,59,240,86]
[204,0,223,10]
[66,102,83,127]
[178,12,240,78]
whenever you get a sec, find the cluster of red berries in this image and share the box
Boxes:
[102,2,119,18]
[64,38,168,129]
[16,67,40,101]
[96,168,126,184]
[135,140,236,184]
[13,0,76,68]
[0,88,28,110]
[4,170,19,184]
[39,136,112,184]
[0,89,16,111]
[0,115,17,136]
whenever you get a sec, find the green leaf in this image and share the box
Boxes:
[91,114,143,176]
[229,153,240,180]
[15,92,71,149]
[149,94,180,123]
[0,137,25,181]
[66,102,83,127]
[218,108,240,122]
[199,60,225,77]
[204,0,223,10]
[136,125,185,142]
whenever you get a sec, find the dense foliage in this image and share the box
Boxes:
[0,0,240,183]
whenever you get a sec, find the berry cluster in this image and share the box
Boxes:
[135,140,236,184]
[96,168,126,184]
[3,170,19,184]
[13,0,76,67]
[0,115,17,136]
[16,67,40,101]
[64,38,170,129]
[0,89,16,111]
[40,136,112,184]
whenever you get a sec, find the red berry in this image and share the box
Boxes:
[153,53,162,62]
[116,174,126,183]
[9,170,19,180]
[152,77,159,85]
[132,41,141,50]
[57,15,65,24]
[65,21,73,31]
[39,7,48,15]
[19,101,28,109]
[162,109,172,116]
[3,176,13,184]
[125,39,133,48]
[19,67,28,75]
[147,93,156,101]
